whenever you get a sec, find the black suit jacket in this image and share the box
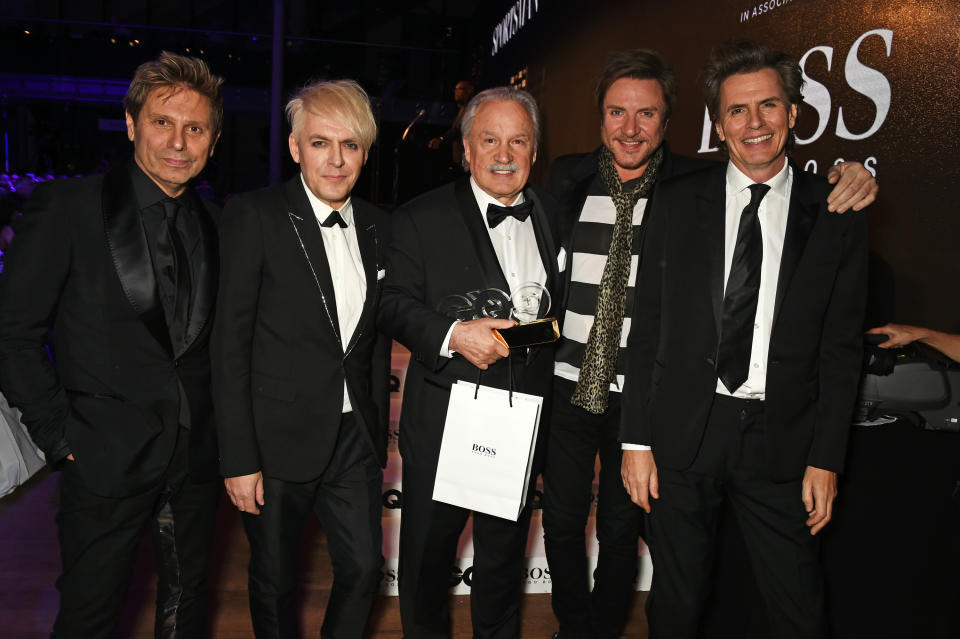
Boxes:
[545,143,715,321]
[0,166,220,497]
[621,161,868,481]
[378,179,562,473]
[212,177,391,482]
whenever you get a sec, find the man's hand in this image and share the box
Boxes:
[621,449,659,513]
[225,471,265,515]
[66,454,75,461]
[825,162,878,213]
[802,465,837,535]
[449,318,514,369]
[866,323,926,349]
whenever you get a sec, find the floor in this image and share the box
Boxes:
[0,468,650,638]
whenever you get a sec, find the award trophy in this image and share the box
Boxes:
[493,282,559,349]
[437,284,558,349]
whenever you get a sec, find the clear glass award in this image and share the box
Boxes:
[437,284,558,348]
[494,282,559,348]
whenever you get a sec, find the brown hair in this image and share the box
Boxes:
[124,51,224,136]
[701,40,803,153]
[594,49,676,119]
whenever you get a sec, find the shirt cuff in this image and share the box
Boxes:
[440,322,457,358]
[621,443,652,451]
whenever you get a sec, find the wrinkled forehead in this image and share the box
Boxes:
[475,99,534,133]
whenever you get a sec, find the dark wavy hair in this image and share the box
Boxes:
[594,49,676,119]
[701,40,803,153]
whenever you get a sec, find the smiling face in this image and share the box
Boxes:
[714,67,797,183]
[288,109,367,209]
[599,77,669,182]
[462,99,536,205]
[126,86,218,198]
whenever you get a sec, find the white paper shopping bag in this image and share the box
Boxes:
[432,381,542,521]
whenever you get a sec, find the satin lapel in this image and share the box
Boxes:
[772,165,817,326]
[343,202,380,358]
[525,188,560,315]
[102,168,173,357]
[453,179,510,293]
[284,178,341,343]
[699,166,727,342]
[182,201,218,354]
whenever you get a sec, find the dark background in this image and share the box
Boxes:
[2,0,958,328]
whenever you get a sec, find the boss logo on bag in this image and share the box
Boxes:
[471,443,496,457]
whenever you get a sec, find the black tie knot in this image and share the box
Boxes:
[747,183,771,210]
[486,200,534,228]
[162,198,180,222]
[322,210,347,228]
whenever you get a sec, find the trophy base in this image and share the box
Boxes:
[493,318,559,348]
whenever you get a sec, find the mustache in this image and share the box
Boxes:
[487,162,520,173]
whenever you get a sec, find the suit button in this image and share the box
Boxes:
[174,359,181,368]
[706,357,715,366]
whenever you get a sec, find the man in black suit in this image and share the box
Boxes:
[212,79,391,638]
[542,49,878,639]
[620,41,869,638]
[379,87,561,639]
[0,52,223,637]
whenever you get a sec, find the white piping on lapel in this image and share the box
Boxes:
[287,211,341,344]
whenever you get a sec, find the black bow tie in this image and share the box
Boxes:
[486,200,534,228]
[321,210,347,228]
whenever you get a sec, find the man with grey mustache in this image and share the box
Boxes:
[379,87,562,639]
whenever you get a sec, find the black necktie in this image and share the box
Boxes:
[486,200,534,228]
[716,183,770,393]
[322,210,347,228]
[157,199,192,354]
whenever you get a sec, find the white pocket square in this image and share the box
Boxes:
[377,268,386,281]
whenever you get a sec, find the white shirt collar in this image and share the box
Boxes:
[725,157,791,200]
[469,175,525,214]
[300,174,354,226]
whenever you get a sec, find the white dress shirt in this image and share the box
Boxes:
[440,177,547,356]
[715,160,793,399]
[301,175,367,412]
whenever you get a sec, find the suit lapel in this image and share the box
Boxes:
[772,163,817,325]
[700,166,727,341]
[284,177,341,343]
[454,179,511,293]
[343,200,381,358]
[102,167,174,357]
[525,187,560,317]
[182,201,217,354]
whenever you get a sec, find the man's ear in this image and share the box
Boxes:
[714,120,725,142]
[462,136,472,168]
[208,131,221,158]
[125,111,136,142]
[288,132,301,164]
